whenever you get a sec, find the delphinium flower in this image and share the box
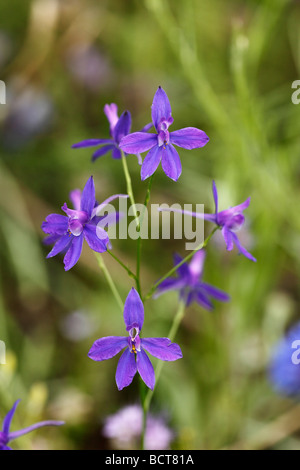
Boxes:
[88,288,183,390]
[119,86,209,181]
[0,400,64,450]
[72,103,143,163]
[103,404,174,450]
[42,176,127,270]
[269,321,300,397]
[159,180,256,261]
[154,250,230,310]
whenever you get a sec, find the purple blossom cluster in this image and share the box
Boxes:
[29,86,258,450]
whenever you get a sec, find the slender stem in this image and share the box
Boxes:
[143,226,219,301]
[144,301,185,411]
[120,151,142,295]
[136,175,154,295]
[107,249,136,280]
[95,253,123,312]
[121,151,139,225]
[142,301,186,446]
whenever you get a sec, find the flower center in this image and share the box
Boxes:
[158,129,170,147]
[128,327,141,354]
[226,213,245,232]
[157,117,173,148]
[68,210,89,236]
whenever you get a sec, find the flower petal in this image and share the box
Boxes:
[212,180,218,214]
[92,144,115,161]
[119,132,157,154]
[199,282,230,302]
[231,232,257,262]
[72,138,113,148]
[115,348,137,390]
[8,421,64,442]
[92,194,129,219]
[112,147,122,159]
[41,214,68,235]
[46,233,73,258]
[113,111,131,144]
[151,87,172,131]
[83,223,109,252]
[88,336,128,361]
[2,400,20,435]
[222,226,234,251]
[80,176,95,217]
[123,288,144,332]
[231,197,251,214]
[157,206,217,223]
[153,277,186,298]
[161,144,182,181]
[136,350,155,390]
[217,198,251,226]
[141,145,162,181]
[140,122,153,132]
[63,234,83,270]
[169,127,209,149]
[195,291,214,310]
[104,103,119,135]
[69,189,81,211]
[43,233,61,246]
[173,253,189,278]
[188,250,206,282]
[141,338,182,361]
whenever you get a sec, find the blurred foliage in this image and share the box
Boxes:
[0,0,300,450]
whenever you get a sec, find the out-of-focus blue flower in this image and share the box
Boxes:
[2,83,54,149]
[65,44,113,92]
[103,404,174,450]
[0,400,64,450]
[154,250,230,309]
[119,86,209,181]
[269,321,300,397]
[88,288,182,390]
[42,176,127,270]
[72,104,143,164]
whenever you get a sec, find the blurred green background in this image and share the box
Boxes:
[0,0,300,450]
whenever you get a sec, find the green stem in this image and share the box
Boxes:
[136,175,154,296]
[120,151,142,295]
[121,151,139,225]
[143,300,185,418]
[143,226,219,301]
[107,249,136,280]
[95,253,123,312]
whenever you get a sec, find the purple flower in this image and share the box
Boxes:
[103,404,174,450]
[88,288,183,390]
[0,400,64,450]
[42,176,127,271]
[269,321,300,397]
[72,104,142,163]
[155,250,230,309]
[119,86,209,182]
[204,181,256,262]
[160,180,256,262]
